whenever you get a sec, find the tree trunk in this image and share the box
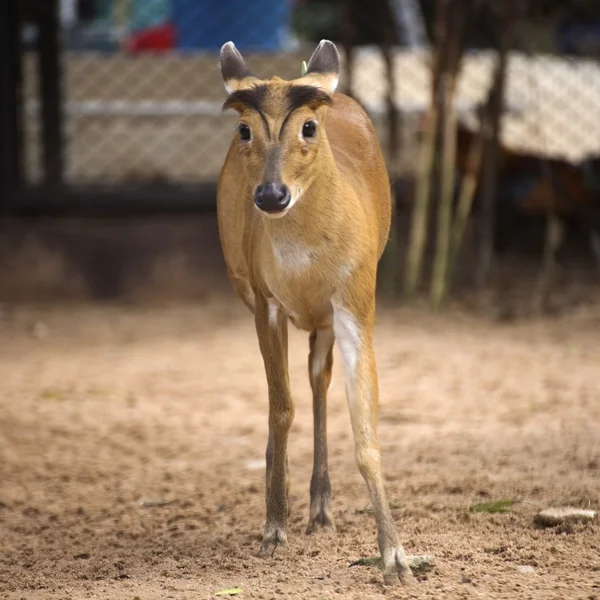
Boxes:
[533,209,563,314]
[430,73,458,309]
[476,66,506,290]
[429,1,465,309]
[476,2,517,291]
[341,0,355,98]
[448,117,486,284]
[390,0,427,48]
[403,0,447,298]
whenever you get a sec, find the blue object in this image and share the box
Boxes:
[557,20,600,55]
[171,0,292,52]
[129,0,171,33]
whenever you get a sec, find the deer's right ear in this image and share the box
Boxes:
[220,41,260,93]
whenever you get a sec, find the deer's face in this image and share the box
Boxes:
[220,41,340,218]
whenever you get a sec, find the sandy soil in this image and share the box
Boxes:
[1,297,599,600]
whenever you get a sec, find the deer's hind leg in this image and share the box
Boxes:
[333,291,415,586]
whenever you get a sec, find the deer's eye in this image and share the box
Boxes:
[238,124,251,141]
[302,121,317,139]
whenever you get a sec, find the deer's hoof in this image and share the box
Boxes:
[258,525,288,557]
[382,547,417,587]
[306,500,336,535]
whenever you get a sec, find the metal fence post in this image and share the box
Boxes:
[0,0,24,214]
[39,0,64,189]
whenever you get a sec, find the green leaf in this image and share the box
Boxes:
[39,388,65,401]
[301,60,308,77]
[469,499,516,514]
[215,588,243,597]
[357,502,401,515]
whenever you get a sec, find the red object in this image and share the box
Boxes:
[125,22,175,53]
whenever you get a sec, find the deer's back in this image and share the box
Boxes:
[326,92,392,259]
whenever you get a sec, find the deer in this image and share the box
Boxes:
[216,39,415,586]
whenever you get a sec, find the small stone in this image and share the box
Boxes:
[349,554,436,573]
[31,321,48,339]
[535,507,597,528]
[516,565,535,574]
[246,459,266,471]
[407,555,436,573]
[138,498,172,508]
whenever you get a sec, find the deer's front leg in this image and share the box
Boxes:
[333,299,415,586]
[255,296,294,556]
[306,327,335,534]
[265,428,291,518]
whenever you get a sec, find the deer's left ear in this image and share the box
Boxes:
[301,39,340,96]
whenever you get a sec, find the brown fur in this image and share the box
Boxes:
[216,41,415,586]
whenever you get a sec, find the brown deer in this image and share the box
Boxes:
[217,39,415,586]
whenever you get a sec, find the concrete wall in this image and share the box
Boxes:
[0,215,231,303]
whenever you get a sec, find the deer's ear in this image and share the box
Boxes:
[301,39,340,96]
[220,41,260,93]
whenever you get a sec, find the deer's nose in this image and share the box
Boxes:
[254,182,291,213]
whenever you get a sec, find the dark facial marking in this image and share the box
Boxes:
[287,85,332,113]
[262,145,282,183]
[279,85,332,138]
[222,84,270,136]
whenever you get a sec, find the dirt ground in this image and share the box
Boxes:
[1,295,599,600]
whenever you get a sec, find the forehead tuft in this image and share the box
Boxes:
[222,83,269,114]
[287,85,332,113]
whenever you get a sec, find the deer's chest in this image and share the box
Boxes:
[260,240,337,331]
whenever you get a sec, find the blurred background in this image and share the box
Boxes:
[1,0,600,309]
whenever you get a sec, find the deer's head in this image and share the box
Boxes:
[220,40,339,218]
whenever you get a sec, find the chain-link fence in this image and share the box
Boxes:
[17,1,600,193]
